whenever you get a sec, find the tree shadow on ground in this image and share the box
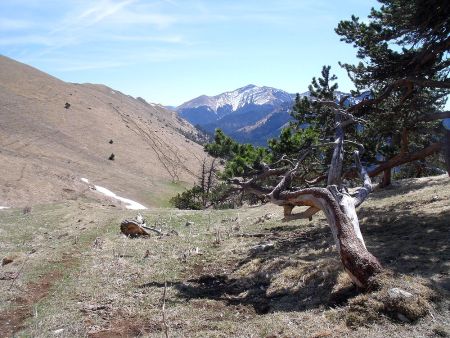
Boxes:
[368,177,444,200]
[139,188,449,315]
[360,207,450,291]
[157,224,359,314]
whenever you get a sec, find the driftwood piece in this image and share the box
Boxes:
[141,225,164,235]
[120,217,174,238]
[120,220,151,238]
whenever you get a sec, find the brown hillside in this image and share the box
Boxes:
[0,55,206,208]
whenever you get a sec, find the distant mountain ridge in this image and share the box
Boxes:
[176,85,370,146]
[176,85,295,145]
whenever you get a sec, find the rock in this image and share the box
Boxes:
[250,242,274,253]
[397,313,410,322]
[185,221,194,227]
[2,257,14,266]
[388,287,413,300]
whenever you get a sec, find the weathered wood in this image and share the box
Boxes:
[141,225,164,235]
[327,113,344,186]
[369,142,442,177]
[353,150,373,207]
[120,220,150,238]
[272,123,380,287]
[280,188,382,288]
[236,105,384,289]
[282,206,320,222]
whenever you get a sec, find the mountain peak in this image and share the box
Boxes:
[239,84,258,91]
[178,84,293,115]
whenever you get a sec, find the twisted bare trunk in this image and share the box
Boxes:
[236,109,383,288]
[280,185,381,288]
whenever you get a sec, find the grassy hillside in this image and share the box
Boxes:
[0,175,448,337]
[0,55,206,208]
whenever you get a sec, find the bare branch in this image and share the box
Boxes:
[228,178,272,197]
[282,206,320,222]
[268,150,310,200]
[368,142,443,177]
[344,140,365,154]
[271,154,296,167]
[141,225,164,236]
[416,111,450,122]
[249,166,290,182]
[352,150,373,207]
[327,113,344,186]
[305,173,327,185]
[337,115,367,128]
[348,78,450,114]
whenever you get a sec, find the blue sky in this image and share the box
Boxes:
[0,0,379,106]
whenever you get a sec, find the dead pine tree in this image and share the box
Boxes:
[199,157,218,208]
[229,99,382,289]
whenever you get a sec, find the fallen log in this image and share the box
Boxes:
[120,220,150,238]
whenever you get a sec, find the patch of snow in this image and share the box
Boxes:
[0,206,10,210]
[80,177,147,210]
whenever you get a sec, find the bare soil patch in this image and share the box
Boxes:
[0,270,62,338]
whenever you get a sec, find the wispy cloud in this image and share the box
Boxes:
[0,18,33,30]
[77,0,136,25]
[55,61,125,72]
[109,34,184,43]
[0,35,53,46]
[73,0,176,29]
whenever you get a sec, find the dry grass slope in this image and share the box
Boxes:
[0,175,448,337]
[0,55,206,208]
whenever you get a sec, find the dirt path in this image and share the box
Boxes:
[0,270,62,338]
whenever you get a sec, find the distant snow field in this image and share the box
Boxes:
[0,206,10,210]
[80,178,147,210]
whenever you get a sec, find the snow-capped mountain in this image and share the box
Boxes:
[179,84,293,113]
[176,85,295,145]
[177,84,294,125]
[176,85,371,146]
